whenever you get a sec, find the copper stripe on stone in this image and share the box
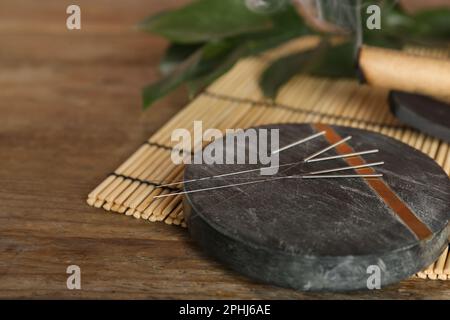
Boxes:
[312,123,432,240]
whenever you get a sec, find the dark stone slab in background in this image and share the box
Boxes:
[389,91,450,143]
[183,124,450,291]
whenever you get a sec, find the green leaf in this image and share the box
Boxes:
[409,9,450,41]
[159,43,203,76]
[374,3,450,47]
[143,40,238,108]
[363,31,404,49]
[142,49,203,109]
[309,41,356,78]
[187,44,248,97]
[186,5,308,97]
[269,2,309,33]
[259,41,356,98]
[138,0,273,43]
[186,30,308,97]
[259,44,321,99]
[143,3,308,106]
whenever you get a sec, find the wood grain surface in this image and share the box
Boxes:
[0,0,449,299]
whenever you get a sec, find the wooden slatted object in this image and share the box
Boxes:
[87,37,450,281]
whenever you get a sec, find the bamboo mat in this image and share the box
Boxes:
[87,37,450,281]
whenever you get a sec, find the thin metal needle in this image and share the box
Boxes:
[158,131,327,187]
[156,160,306,188]
[306,149,379,163]
[154,176,290,198]
[303,136,352,162]
[157,158,384,189]
[154,173,384,199]
[302,174,383,179]
[271,131,325,154]
[154,161,385,199]
[308,161,384,175]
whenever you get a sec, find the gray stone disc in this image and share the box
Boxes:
[183,123,450,291]
[389,91,450,143]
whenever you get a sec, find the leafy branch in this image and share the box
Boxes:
[140,0,450,109]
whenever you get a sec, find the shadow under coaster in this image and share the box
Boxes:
[183,123,450,291]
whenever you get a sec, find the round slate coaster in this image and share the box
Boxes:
[183,123,450,291]
[389,91,450,143]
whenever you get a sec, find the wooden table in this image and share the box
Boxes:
[0,0,448,299]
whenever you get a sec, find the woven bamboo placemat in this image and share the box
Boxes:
[87,37,450,281]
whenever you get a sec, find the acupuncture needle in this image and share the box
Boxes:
[158,131,326,188]
[154,176,291,198]
[302,174,383,179]
[157,146,376,188]
[271,131,325,154]
[307,161,384,175]
[157,152,379,187]
[303,136,352,162]
[306,149,379,163]
[154,173,383,198]
[199,161,384,181]
[156,160,306,188]
[154,163,384,199]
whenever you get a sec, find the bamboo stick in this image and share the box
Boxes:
[434,246,449,275]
